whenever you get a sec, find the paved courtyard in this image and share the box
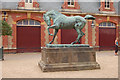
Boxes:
[1,51,118,78]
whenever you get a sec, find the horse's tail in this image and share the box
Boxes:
[84,15,96,20]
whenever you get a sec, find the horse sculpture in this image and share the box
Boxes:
[43,10,95,44]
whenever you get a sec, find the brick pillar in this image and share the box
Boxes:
[41,22,46,47]
[95,23,99,50]
[88,20,92,46]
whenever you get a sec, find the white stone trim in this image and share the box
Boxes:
[7,15,14,49]
[99,11,115,14]
[17,19,41,26]
[4,48,17,49]
[85,21,88,44]
[17,7,25,9]
[61,9,81,12]
[44,24,49,45]
[92,21,96,46]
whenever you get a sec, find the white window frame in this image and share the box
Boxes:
[68,0,75,7]
[105,0,110,9]
[17,19,40,26]
[99,22,115,28]
[25,0,33,9]
[25,0,33,3]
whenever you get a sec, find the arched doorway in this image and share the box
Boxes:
[99,22,116,50]
[17,19,41,53]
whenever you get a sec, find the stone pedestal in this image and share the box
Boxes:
[38,44,100,72]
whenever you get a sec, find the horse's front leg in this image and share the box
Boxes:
[47,25,56,36]
[49,29,59,44]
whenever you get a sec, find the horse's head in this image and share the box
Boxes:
[43,14,51,26]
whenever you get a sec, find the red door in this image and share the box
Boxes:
[61,29,81,44]
[17,26,41,53]
[99,27,116,50]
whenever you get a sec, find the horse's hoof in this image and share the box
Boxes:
[49,41,53,44]
[50,34,53,36]
[49,42,52,44]
[71,42,75,45]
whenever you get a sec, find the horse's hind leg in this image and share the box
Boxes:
[49,29,59,44]
[71,22,85,44]
[71,28,81,44]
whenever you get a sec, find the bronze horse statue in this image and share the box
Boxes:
[43,10,95,44]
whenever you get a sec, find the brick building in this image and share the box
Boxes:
[0,0,120,53]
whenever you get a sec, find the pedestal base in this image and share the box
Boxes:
[38,45,100,72]
[39,61,100,72]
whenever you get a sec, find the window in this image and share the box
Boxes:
[29,20,34,25]
[23,20,28,25]
[99,22,115,28]
[35,21,40,25]
[25,0,32,3]
[17,19,40,26]
[105,0,110,9]
[17,20,22,25]
[68,0,74,6]
[30,0,32,3]
[25,0,28,3]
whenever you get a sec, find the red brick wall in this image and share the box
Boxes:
[99,1,115,12]
[18,0,25,7]
[88,20,92,46]
[2,11,119,52]
[2,12,45,49]
[62,0,80,9]
[33,0,39,8]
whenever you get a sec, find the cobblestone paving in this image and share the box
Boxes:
[2,51,118,78]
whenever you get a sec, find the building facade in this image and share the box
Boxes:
[1,0,120,53]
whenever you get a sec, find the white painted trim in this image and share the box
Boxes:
[1,9,119,17]
[99,26,116,28]
[68,5,75,7]
[61,9,81,12]
[17,19,41,26]
[33,8,40,10]
[105,8,110,9]
[99,11,115,14]
[92,21,96,46]
[4,48,17,49]
[85,21,88,44]
[17,7,25,9]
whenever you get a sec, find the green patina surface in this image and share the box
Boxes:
[46,44,89,48]
[43,10,95,44]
